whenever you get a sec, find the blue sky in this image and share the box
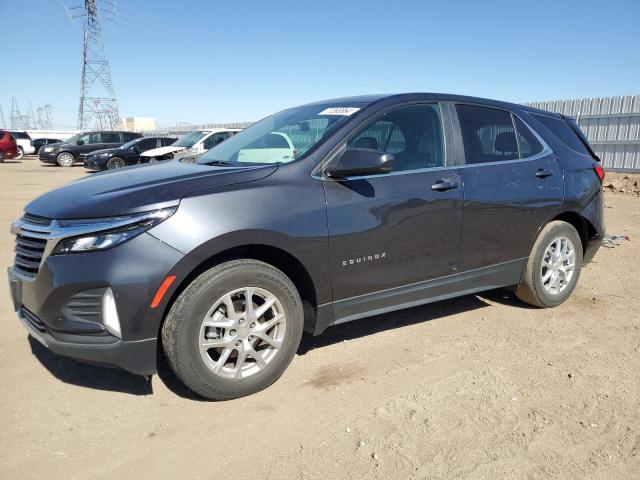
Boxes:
[1,0,638,128]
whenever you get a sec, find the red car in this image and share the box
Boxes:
[0,130,19,162]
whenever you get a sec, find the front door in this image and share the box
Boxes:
[453,103,564,280]
[323,103,464,322]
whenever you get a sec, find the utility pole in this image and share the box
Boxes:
[72,0,121,130]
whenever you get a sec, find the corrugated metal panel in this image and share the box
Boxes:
[525,95,640,171]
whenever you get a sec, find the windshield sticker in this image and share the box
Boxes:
[318,107,361,116]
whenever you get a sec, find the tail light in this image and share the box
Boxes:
[593,164,605,183]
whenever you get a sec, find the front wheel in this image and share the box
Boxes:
[106,157,127,170]
[516,221,583,307]
[161,259,304,400]
[56,152,75,167]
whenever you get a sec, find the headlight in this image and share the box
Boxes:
[43,147,54,152]
[52,208,176,254]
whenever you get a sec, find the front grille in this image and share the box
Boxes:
[22,213,52,227]
[13,215,52,279]
[22,308,46,333]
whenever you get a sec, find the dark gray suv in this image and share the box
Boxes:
[9,94,605,399]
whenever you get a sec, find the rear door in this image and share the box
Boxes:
[100,132,123,150]
[453,103,563,281]
[323,102,464,322]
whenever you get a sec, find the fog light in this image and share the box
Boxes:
[102,288,121,338]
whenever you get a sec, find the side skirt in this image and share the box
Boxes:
[312,258,526,335]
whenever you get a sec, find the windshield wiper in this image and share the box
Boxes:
[204,160,235,166]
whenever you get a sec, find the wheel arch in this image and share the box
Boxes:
[159,243,320,338]
[550,210,597,256]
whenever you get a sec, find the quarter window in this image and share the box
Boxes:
[530,113,591,155]
[513,116,544,157]
[347,104,444,172]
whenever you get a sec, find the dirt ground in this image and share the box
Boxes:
[1,157,639,480]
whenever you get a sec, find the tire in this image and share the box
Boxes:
[16,147,24,160]
[0,151,4,163]
[56,152,75,167]
[516,221,583,308]
[162,259,304,400]
[106,157,127,170]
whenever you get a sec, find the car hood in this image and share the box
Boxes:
[140,145,184,157]
[25,161,278,219]
[86,148,120,157]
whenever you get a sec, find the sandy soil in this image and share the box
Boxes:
[1,158,639,480]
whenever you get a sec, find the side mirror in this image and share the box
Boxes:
[326,149,394,178]
[76,140,84,145]
[132,146,140,153]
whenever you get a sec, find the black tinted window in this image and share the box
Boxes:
[101,133,121,143]
[11,131,30,139]
[531,113,590,155]
[264,133,289,148]
[136,138,158,150]
[162,137,176,146]
[123,132,139,142]
[203,132,230,150]
[514,117,544,157]
[456,105,518,163]
[348,103,444,171]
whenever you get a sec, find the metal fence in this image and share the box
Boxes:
[525,95,640,171]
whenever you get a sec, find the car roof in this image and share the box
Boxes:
[301,93,564,118]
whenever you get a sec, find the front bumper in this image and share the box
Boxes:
[17,306,158,375]
[9,231,188,376]
[38,150,57,163]
[84,157,105,171]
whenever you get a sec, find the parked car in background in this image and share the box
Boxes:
[39,131,142,167]
[140,128,240,164]
[8,131,35,159]
[32,138,62,154]
[8,93,604,400]
[85,136,178,171]
[0,130,19,162]
[237,131,296,163]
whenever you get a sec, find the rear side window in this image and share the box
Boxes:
[456,105,518,163]
[530,113,590,155]
[101,133,121,143]
[162,137,176,146]
[137,138,158,150]
[264,133,289,148]
[123,132,140,142]
[11,131,29,139]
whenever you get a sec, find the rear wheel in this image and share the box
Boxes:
[0,151,4,163]
[56,152,75,167]
[106,157,127,170]
[16,147,24,160]
[162,259,304,400]
[516,221,583,307]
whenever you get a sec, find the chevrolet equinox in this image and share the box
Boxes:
[8,94,605,399]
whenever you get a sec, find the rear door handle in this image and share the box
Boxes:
[431,178,459,192]
[535,168,554,178]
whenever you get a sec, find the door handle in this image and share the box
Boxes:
[431,178,459,192]
[535,168,554,178]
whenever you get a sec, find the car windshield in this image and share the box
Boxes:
[172,131,209,148]
[63,133,84,143]
[198,102,366,166]
[121,138,141,149]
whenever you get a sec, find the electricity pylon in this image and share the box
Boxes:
[72,0,121,130]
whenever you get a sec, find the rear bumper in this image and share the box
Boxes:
[18,307,157,375]
[2,147,18,158]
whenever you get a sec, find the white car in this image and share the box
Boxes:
[237,132,296,163]
[9,131,35,159]
[140,128,241,163]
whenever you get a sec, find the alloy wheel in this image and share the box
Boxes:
[540,236,576,295]
[57,153,74,167]
[198,287,286,379]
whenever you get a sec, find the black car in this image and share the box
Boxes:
[84,136,177,171]
[9,93,605,400]
[32,138,62,154]
[38,130,142,167]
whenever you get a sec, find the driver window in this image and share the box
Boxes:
[347,104,444,172]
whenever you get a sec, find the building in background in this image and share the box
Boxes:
[124,116,156,132]
[526,95,640,172]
